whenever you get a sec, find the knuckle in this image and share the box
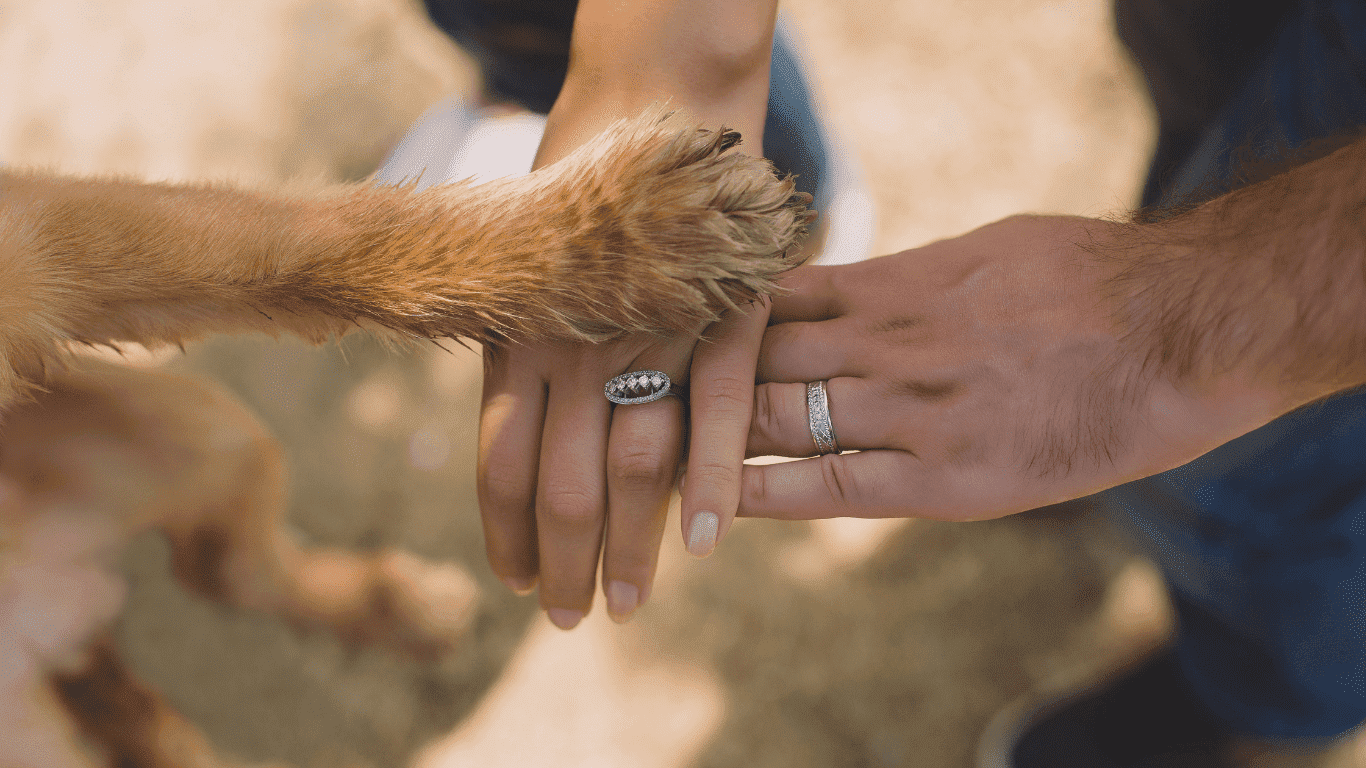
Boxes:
[754,385,775,445]
[740,464,767,511]
[697,374,754,415]
[750,385,784,442]
[750,385,775,432]
[688,459,741,491]
[819,454,861,506]
[539,486,603,530]
[608,447,673,492]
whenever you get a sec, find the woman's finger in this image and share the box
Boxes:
[680,300,771,558]
[477,349,547,594]
[601,349,691,623]
[535,366,613,629]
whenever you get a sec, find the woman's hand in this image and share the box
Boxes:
[476,0,779,628]
[480,331,698,629]
[698,215,1286,524]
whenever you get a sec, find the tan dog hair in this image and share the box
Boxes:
[0,108,810,767]
[0,107,809,408]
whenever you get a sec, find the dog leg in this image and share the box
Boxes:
[49,636,286,768]
[1,663,105,768]
[0,471,187,768]
[211,541,480,656]
[163,442,481,655]
[0,107,811,411]
[0,502,115,768]
[110,364,481,653]
[0,360,479,655]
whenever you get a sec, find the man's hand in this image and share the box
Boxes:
[731,214,1287,521]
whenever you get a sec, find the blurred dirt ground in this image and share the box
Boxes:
[2,1,1361,767]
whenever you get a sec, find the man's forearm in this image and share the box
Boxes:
[533,0,777,169]
[1103,134,1366,412]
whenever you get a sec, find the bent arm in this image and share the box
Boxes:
[533,0,778,168]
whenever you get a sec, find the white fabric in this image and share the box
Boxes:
[375,99,545,189]
[375,95,875,265]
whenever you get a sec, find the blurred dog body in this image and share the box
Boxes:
[0,110,808,767]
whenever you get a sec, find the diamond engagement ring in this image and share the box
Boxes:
[605,370,684,405]
[806,380,841,455]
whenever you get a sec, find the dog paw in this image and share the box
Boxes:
[371,549,480,655]
[481,106,814,340]
[259,546,480,656]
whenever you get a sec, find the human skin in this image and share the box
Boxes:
[476,0,781,627]
[485,5,1366,624]
[697,135,1366,524]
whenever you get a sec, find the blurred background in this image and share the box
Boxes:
[3,1,1352,766]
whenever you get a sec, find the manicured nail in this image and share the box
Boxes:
[687,511,719,557]
[546,608,584,630]
[502,576,536,595]
[606,580,640,623]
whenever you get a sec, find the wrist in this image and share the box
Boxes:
[1095,203,1345,421]
[567,1,776,90]
[534,2,775,170]
[534,74,769,170]
[1062,215,1287,452]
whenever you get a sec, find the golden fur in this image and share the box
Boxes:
[0,108,810,768]
[0,108,809,407]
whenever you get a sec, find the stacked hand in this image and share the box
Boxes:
[721,214,1279,522]
[479,331,699,628]
[480,212,1286,628]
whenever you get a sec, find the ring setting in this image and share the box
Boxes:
[605,370,683,405]
[806,380,841,455]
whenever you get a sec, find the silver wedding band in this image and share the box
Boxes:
[807,380,841,455]
[605,370,686,405]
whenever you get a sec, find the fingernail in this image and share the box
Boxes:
[606,580,640,623]
[547,608,584,630]
[502,576,536,595]
[687,511,719,557]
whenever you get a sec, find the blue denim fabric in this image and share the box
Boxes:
[421,0,577,115]
[1099,0,1366,740]
[764,19,830,213]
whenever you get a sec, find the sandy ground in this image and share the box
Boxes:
[1,1,1362,767]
